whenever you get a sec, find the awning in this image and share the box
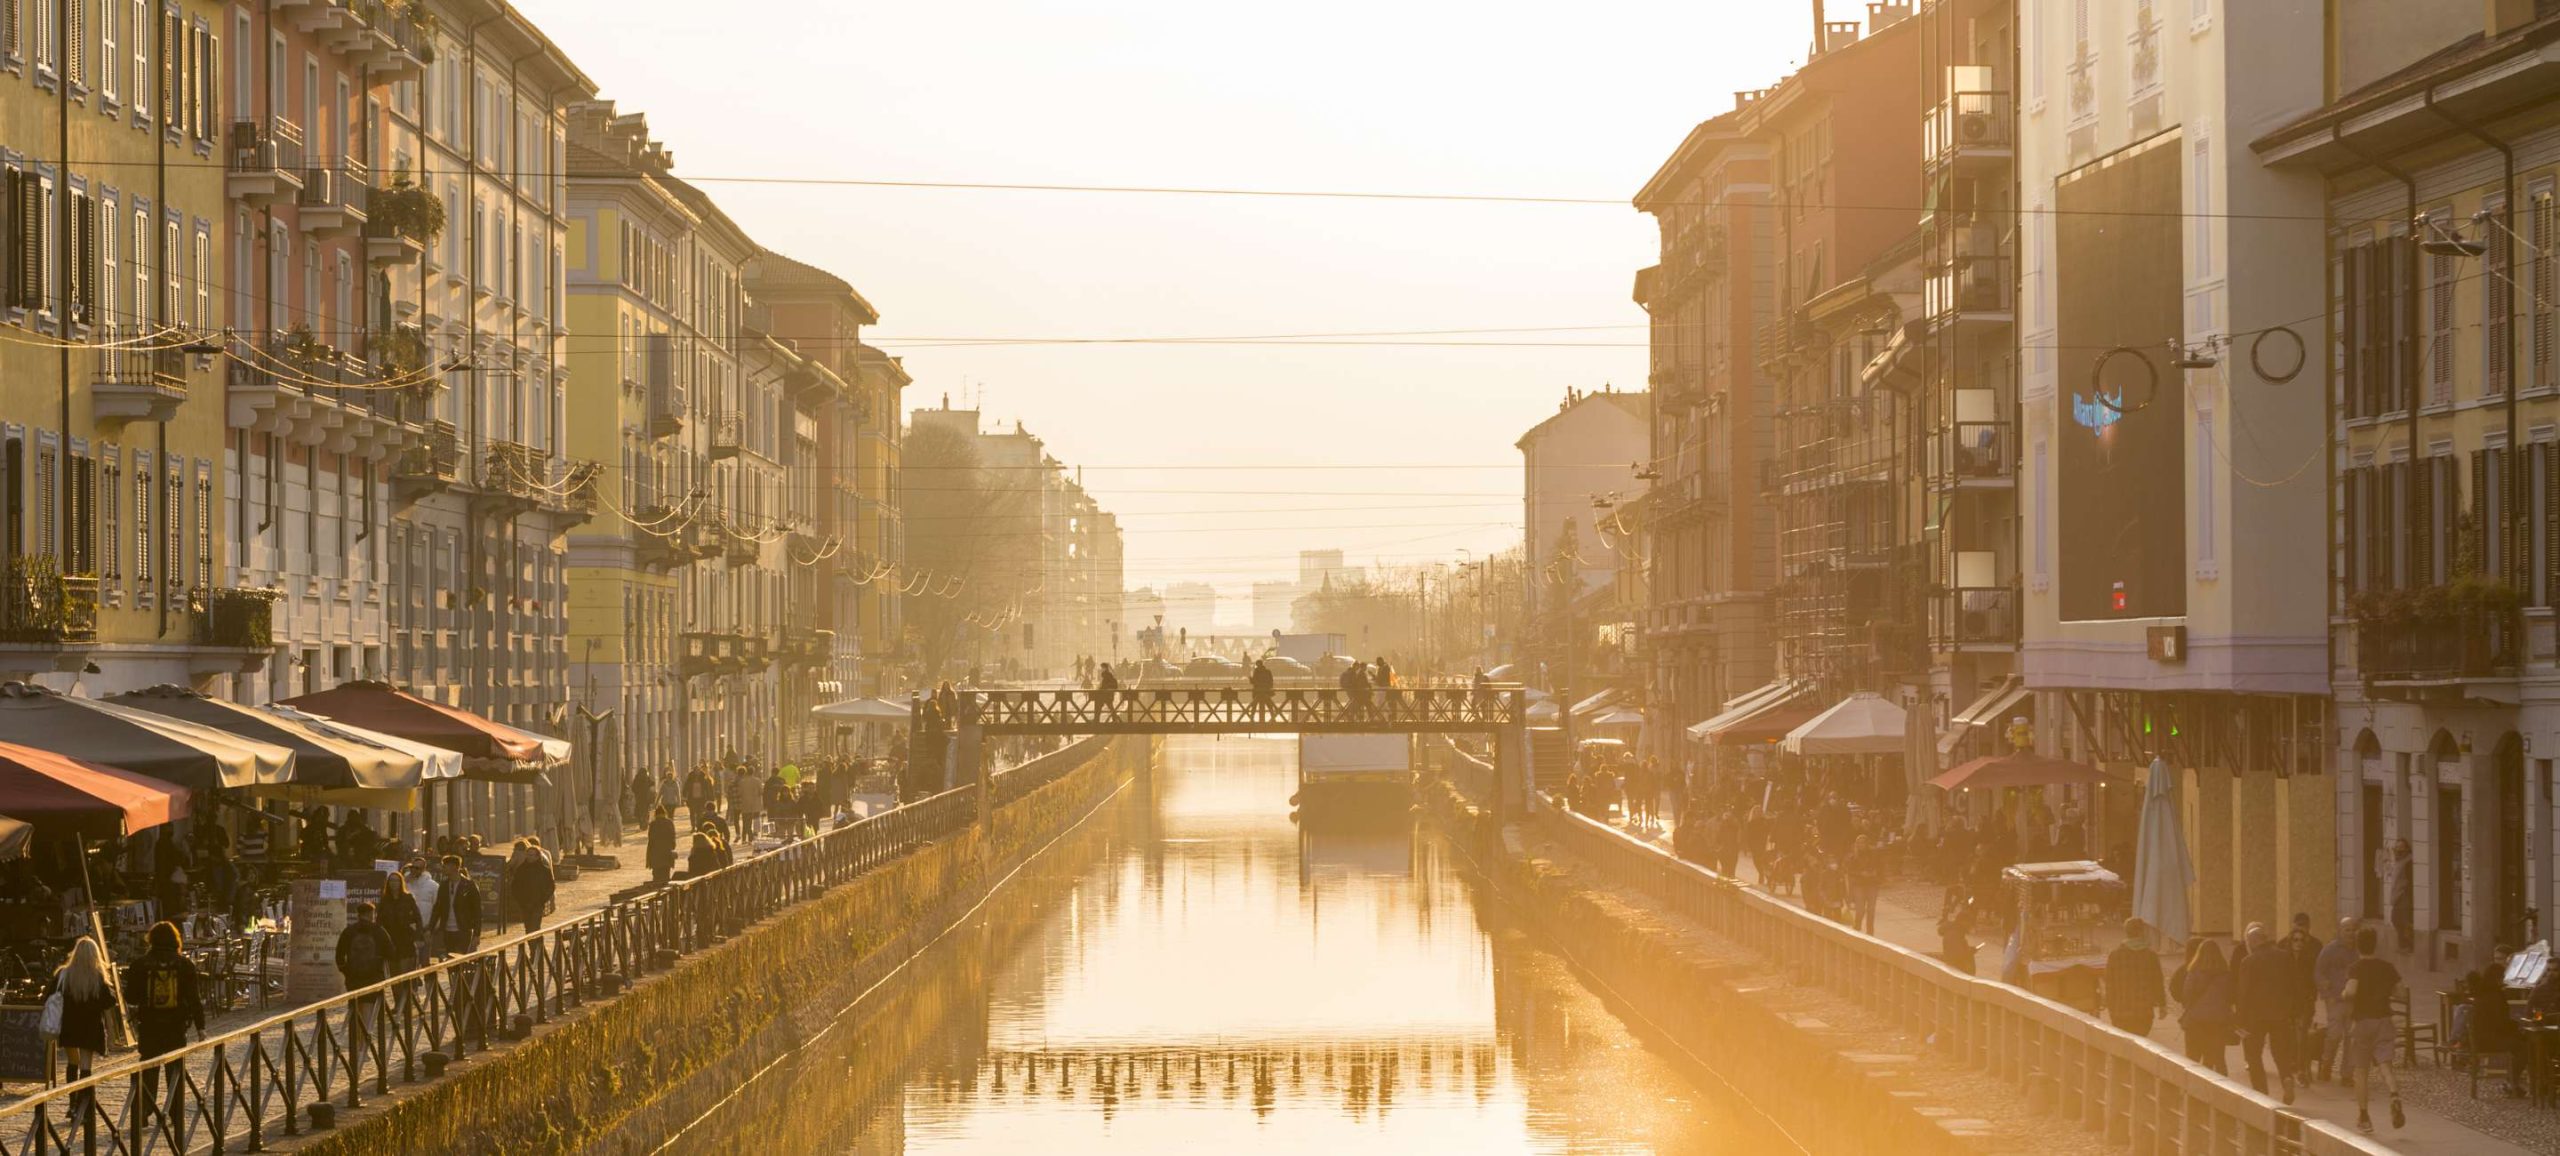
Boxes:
[108,685,424,808]
[1783,691,1908,756]
[1591,707,1645,728]
[260,705,465,783]
[278,680,554,774]
[1686,680,1816,745]
[1568,689,1618,718]
[1937,675,2033,756]
[0,740,189,838]
[0,683,295,794]
[1929,751,2108,792]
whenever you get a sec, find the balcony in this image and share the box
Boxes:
[0,559,98,649]
[93,345,189,422]
[226,119,307,206]
[1932,421,2015,487]
[1931,586,2018,651]
[779,626,834,668]
[2355,603,2520,683]
[1925,255,2012,323]
[736,634,773,674]
[549,458,602,527]
[648,381,686,440]
[189,587,279,651]
[297,162,370,237]
[474,439,546,518]
[635,505,710,571]
[678,629,750,678]
[1923,89,2014,168]
[393,420,461,503]
[339,0,429,77]
[225,336,420,457]
[709,411,742,461]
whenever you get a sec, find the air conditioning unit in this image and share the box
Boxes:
[1957,112,1996,143]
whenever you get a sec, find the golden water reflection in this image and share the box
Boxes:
[800,736,1788,1154]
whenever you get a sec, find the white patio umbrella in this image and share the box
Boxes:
[1592,707,1645,728]
[813,697,913,722]
[2132,756,2194,946]
[1781,691,1908,756]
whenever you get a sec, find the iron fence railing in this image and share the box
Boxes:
[0,738,1113,1154]
[953,687,1524,735]
[1532,803,2394,1156]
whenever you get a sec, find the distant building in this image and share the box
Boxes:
[1252,581,1300,635]
[1163,581,1218,644]
[1298,549,1360,591]
[1123,588,1166,655]
[1517,387,1650,635]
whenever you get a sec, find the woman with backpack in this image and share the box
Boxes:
[45,936,115,1088]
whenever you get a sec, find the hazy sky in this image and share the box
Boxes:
[527,0,1808,607]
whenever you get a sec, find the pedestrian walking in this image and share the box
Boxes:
[687,825,723,877]
[646,806,679,886]
[506,839,556,934]
[123,922,205,1109]
[2175,939,2235,1074]
[2232,924,2299,1101]
[2315,917,2361,1082]
[428,854,483,958]
[402,856,441,960]
[734,764,765,839]
[44,937,114,1090]
[2341,924,2405,1134]
[2279,913,2322,1075]
[2102,918,2165,1038]
[378,871,425,973]
[335,902,395,999]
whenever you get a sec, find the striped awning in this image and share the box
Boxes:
[1686,680,1814,745]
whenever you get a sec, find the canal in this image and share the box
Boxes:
[669,736,1794,1154]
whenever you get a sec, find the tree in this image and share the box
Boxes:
[900,422,1031,682]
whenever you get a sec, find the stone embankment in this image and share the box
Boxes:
[288,736,1149,1155]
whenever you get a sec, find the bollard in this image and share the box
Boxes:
[652,948,679,969]
[422,1051,450,1078]
[508,1012,534,1040]
[309,1102,337,1129]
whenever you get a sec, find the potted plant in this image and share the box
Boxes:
[371,168,447,244]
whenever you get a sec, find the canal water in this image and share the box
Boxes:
[678,736,1793,1154]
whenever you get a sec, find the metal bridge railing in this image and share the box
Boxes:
[1532,802,2395,1156]
[0,737,1112,1154]
[961,687,1523,733]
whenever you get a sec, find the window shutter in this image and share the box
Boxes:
[2538,197,2556,390]
[64,0,82,87]
[2546,443,2560,606]
[2473,450,2492,578]
[2413,458,2436,586]
[2341,245,2363,418]
[2344,466,2364,593]
[13,173,36,312]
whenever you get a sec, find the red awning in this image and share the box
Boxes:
[278,681,545,766]
[1929,751,2108,792]
[0,740,189,837]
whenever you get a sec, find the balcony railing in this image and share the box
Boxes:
[0,559,98,646]
[709,412,742,460]
[1926,256,2012,318]
[296,163,371,234]
[393,420,461,500]
[1923,90,2014,162]
[2356,605,2520,681]
[226,119,306,206]
[191,587,280,650]
[93,344,190,421]
[1931,585,2017,649]
[1935,421,2014,484]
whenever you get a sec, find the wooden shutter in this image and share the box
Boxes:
[64,0,82,87]
[2343,466,2364,593]
[2538,197,2557,390]
[2546,443,2560,606]
[2473,450,2491,577]
[2342,245,2364,418]
[2413,458,2437,587]
[12,172,35,312]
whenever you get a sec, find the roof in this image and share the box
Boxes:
[1633,109,1749,211]
[2255,8,2560,166]
[1513,388,1650,450]
[746,249,882,325]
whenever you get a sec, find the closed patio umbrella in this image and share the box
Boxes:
[0,682,294,795]
[2132,756,2194,947]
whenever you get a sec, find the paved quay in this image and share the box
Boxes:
[1598,812,2543,1156]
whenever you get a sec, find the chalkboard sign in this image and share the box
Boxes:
[0,1004,50,1083]
[284,879,348,1005]
[466,855,506,917]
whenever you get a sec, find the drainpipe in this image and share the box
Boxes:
[2334,136,2419,593]
[2426,91,2522,596]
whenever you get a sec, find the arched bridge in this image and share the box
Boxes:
[927,686,1528,737]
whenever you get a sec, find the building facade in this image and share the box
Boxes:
[2258,0,2560,969]
[2017,0,2332,936]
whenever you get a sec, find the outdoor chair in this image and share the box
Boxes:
[2394,990,2439,1067]
[2471,1044,2521,1099]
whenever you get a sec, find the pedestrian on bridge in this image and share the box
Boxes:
[2102,918,2165,1039]
[506,840,557,935]
[428,855,482,958]
[1250,660,1275,714]
[2233,923,2301,1102]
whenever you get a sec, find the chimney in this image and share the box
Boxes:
[1868,1,1912,30]
[2489,0,2535,37]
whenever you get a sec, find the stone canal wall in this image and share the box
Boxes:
[1420,778,2392,1156]
[291,736,1149,1156]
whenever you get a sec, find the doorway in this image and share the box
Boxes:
[2496,735,2528,949]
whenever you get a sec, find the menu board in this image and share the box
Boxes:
[0,1004,47,1082]
[284,879,349,1005]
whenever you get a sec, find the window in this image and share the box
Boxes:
[66,449,91,576]
[2190,137,2211,279]
[33,444,54,562]
[1,0,19,62]
[97,0,115,101]
[229,11,245,115]
[133,464,149,599]
[163,461,180,592]
[67,188,94,327]
[194,465,210,592]
[131,207,147,324]
[33,0,52,74]
[98,193,116,327]
[2429,223,2457,405]
[160,216,177,326]
[190,223,206,329]
[65,0,84,87]
[100,446,117,580]
[2536,192,2556,390]
[129,0,145,118]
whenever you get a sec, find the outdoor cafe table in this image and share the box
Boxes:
[2525,1022,2560,1107]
